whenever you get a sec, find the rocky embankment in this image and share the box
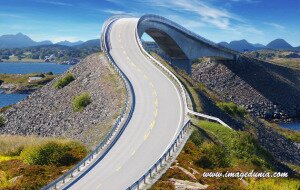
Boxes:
[192,56,300,122]
[0,53,125,147]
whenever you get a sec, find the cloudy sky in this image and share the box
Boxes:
[0,0,299,46]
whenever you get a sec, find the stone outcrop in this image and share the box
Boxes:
[192,57,300,122]
[1,53,125,147]
[169,178,208,190]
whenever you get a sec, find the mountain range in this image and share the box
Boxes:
[218,39,300,52]
[0,33,299,52]
[0,33,99,49]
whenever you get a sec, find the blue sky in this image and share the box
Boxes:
[0,0,299,46]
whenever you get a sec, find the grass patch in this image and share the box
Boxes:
[196,120,274,169]
[21,141,87,166]
[216,101,247,118]
[53,72,75,89]
[246,178,300,190]
[0,73,56,86]
[0,106,11,114]
[72,93,91,112]
[0,135,87,189]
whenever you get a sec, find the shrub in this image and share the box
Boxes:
[216,102,247,117]
[196,142,230,169]
[20,141,87,166]
[53,72,75,89]
[72,93,91,112]
[0,115,5,126]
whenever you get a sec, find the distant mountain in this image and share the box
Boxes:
[56,40,84,46]
[218,42,230,48]
[266,39,293,50]
[74,39,100,48]
[253,43,265,48]
[218,39,299,52]
[0,33,52,49]
[218,39,257,52]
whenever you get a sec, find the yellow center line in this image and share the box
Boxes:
[154,109,158,118]
[150,120,156,129]
[96,184,102,189]
[116,166,122,171]
[144,131,150,140]
[118,32,159,143]
[153,89,157,97]
[143,74,149,80]
[131,150,136,156]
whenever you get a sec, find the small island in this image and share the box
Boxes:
[0,72,56,94]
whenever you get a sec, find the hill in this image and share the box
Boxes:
[56,40,84,46]
[266,39,294,50]
[74,39,100,48]
[0,33,53,49]
[218,39,297,52]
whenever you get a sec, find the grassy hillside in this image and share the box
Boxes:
[243,50,300,69]
[149,52,300,190]
[152,120,300,190]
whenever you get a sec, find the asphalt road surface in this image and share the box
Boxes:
[68,18,184,190]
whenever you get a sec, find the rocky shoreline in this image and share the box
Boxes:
[192,56,300,123]
[0,85,37,94]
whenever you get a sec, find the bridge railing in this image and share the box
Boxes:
[136,16,232,129]
[42,16,135,190]
[137,14,239,56]
[126,120,191,190]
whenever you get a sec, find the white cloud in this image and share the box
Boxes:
[230,0,260,3]
[33,0,73,7]
[0,13,23,18]
[103,9,127,15]
[264,22,285,30]
[104,0,262,35]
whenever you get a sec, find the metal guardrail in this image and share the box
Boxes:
[136,15,232,129]
[42,15,135,190]
[126,120,191,190]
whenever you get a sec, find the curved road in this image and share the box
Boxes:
[67,18,184,189]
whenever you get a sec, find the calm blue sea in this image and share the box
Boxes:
[0,62,71,108]
[280,122,300,131]
[0,89,28,108]
[0,62,71,74]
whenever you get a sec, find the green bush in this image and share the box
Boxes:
[196,142,230,169]
[216,102,247,117]
[72,93,91,112]
[20,141,87,166]
[53,72,75,89]
[0,115,5,126]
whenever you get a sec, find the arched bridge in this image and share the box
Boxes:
[137,14,239,73]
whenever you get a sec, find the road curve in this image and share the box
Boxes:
[67,18,184,189]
